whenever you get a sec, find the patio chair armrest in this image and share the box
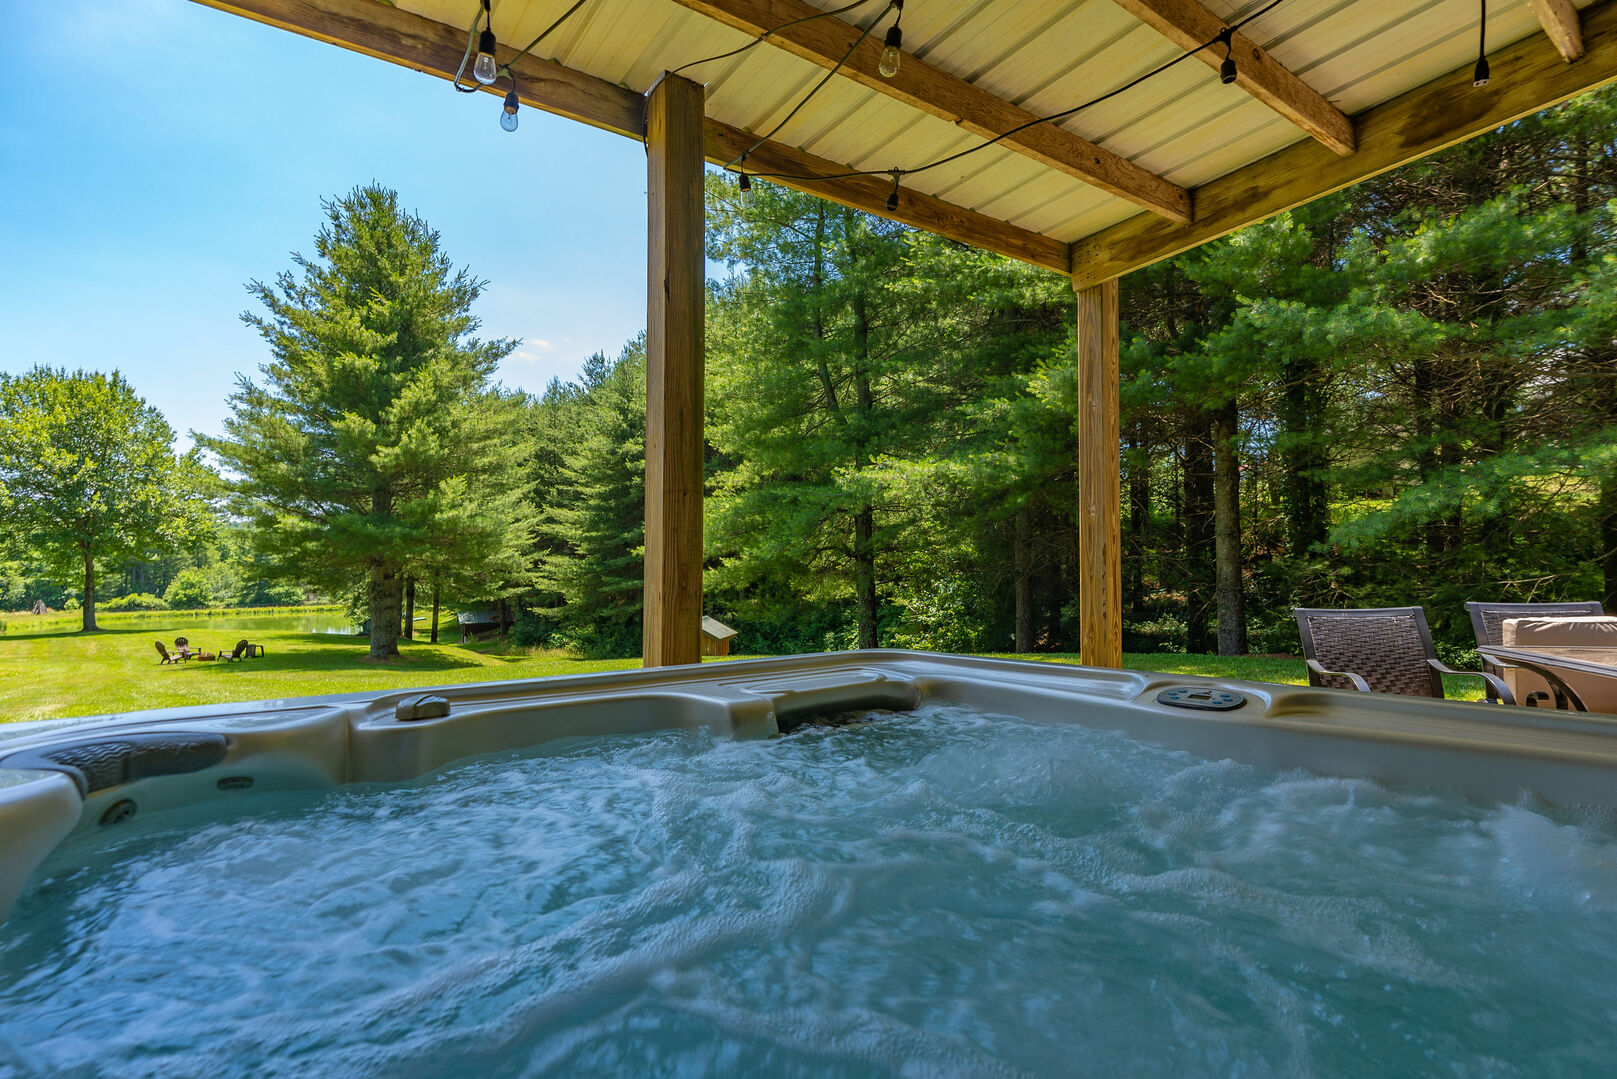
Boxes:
[1427,659,1516,706]
[1478,656,1589,712]
[1305,659,1371,693]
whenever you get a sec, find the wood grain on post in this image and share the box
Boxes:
[1075,279,1122,669]
[644,74,707,669]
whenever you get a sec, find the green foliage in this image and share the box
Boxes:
[102,592,169,612]
[530,339,647,657]
[0,367,210,632]
[199,185,534,659]
[163,569,217,609]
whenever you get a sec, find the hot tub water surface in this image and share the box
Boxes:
[3,703,1617,1077]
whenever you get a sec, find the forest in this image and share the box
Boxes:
[3,87,1614,663]
[528,84,1617,660]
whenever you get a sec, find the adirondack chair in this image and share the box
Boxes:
[155,641,180,665]
[221,639,251,662]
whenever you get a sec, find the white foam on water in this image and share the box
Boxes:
[4,703,1617,1077]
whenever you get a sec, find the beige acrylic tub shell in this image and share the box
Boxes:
[4,650,1617,924]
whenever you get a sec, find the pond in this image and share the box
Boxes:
[86,610,382,636]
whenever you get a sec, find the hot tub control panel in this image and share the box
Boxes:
[1155,686,1247,711]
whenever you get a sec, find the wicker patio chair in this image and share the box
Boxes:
[1294,606,1514,704]
[1465,600,1605,702]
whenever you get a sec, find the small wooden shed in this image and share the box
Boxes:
[701,616,738,657]
[457,609,500,643]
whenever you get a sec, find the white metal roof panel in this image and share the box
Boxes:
[394,0,1585,254]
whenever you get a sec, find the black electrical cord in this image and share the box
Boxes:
[451,0,493,93]
[733,0,1286,189]
[725,0,898,172]
[500,0,593,78]
[670,0,885,78]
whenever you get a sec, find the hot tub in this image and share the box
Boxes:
[4,651,1617,1074]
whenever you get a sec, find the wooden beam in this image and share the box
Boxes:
[644,74,707,669]
[1071,0,1617,288]
[1529,0,1585,61]
[1075,279,1121,669]
[1109,0,1354,154]
[668,0,1192,222]
[192,0,647,138]
[190,0,1068,273]
[707,123,1070,273]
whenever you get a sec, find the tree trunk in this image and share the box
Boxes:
[368,563,402,659]
[81,548,97,633]
[1014,504,1034,653]
[1213,401,1247,656]
[1279,355,1329,554]
[1126,432,1149,613]
[852,507,878,648]
[430,580,441,644]
[850,249,878,651]
[1602,478,1617,613]
[1183,415,1215,653]
[403,577,416,640]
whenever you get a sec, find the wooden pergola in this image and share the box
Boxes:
[196,0,1616,667]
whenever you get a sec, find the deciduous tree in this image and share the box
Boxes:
[0,367,207,631]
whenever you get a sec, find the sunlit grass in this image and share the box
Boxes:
[0,608,645,724]
[0,610,1491,724]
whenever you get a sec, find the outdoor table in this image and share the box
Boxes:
[1477,645,1617,714]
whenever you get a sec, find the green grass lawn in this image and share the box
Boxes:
[0,609,1485,724]
[0,608,644,724]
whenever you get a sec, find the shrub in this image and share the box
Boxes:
[101,592,168,612]
[236,579,307,607]
[163,569,215,610]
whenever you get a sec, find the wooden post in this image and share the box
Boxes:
[1075,278,1121,668]
[643,72,706,668]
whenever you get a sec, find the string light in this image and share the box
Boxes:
[1473,0,1490,86]
[671,0,883,78]
[723,0,897,173]
[728,0,1285,197]
[456,0,1296,223]
[879,0,904,78]
[473,0,498,85]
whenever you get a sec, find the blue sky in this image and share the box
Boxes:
[0,0,663,446]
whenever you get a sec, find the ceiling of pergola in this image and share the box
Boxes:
[415,0,1556,240]
[199,0,1613,276]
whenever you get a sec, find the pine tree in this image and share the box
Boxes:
[200,185,521,659]
[533,338,647,656]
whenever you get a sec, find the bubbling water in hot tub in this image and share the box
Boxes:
[3,702,1617,1077]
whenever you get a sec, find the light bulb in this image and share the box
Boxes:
[738,172,753,206]
[501,90,519,131]
[885,176,899,212]
[1220,55,1237,85]
[1473,56,1490,86]
[880,25,902,78]
[474,28,498,85]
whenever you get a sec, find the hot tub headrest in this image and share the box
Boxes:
[0,733,229,799]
